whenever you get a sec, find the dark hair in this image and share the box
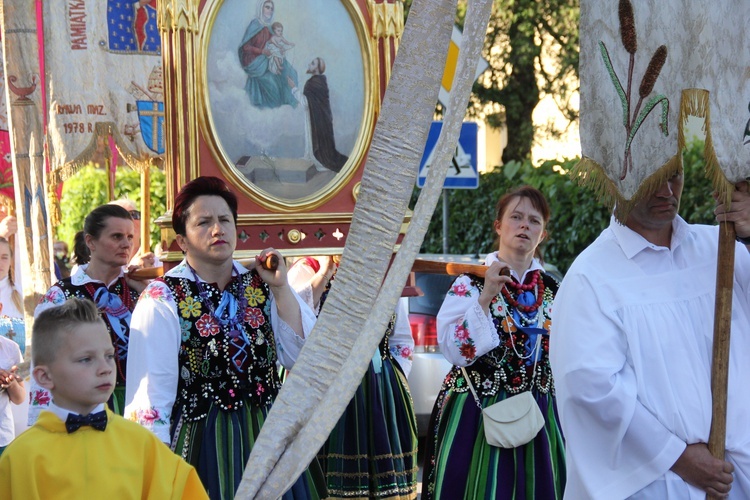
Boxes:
[172,176,238,236]
[72,230,90,266]
[494,185,550,225]
[32,298,104,366]
[83,204,132,240]
[271,21,283,31]
[494,186,551,260]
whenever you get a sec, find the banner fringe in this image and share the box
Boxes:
[680,88,733,205]
[570,155,682,223]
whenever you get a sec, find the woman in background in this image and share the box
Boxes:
[289,256,418,499]
[422,186,565,499]
[0,236,24,455]
[31,205,141,422]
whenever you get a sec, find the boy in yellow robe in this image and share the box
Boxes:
[0,298,208,499]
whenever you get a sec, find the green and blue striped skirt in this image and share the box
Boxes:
[172,401,327,500]
[423,389,565,499]
[318,357,419,499]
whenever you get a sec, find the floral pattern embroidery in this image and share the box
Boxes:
[162,269,281,421]
[31,389,51,406]
[196,313,220,337]
[141,284,169,302]
[179,317,192,341]
[444,272,558,397]
[452,320,478,362]
[244,307,265,328]
[390,344,413,360]
[39,288,66,305]
[448,282,471,297]
[179,296,202,318]
[128,406,168,427]
[490,297,507,316]
[244,286,266,307]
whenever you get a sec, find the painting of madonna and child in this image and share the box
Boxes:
[205,0,368,203]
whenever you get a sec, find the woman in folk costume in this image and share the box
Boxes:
[422,186,565,499]
[0,236,25,347]
[288,256,418,499]
[30,204,142,421]
[124,176,326,500]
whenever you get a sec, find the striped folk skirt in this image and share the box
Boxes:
[318,357,419,499]
[171,402,327,500]
[423,389,565,500]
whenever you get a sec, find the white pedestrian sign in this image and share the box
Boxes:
[417,121,479,189]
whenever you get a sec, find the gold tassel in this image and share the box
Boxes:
[48,185,61,233]
[679,88,733,205]
[571,154,682,224]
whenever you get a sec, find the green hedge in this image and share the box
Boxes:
[412,140,716,274]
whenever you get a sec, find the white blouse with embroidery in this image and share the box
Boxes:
[124,260,316,443]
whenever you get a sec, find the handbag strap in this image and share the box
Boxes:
[460,334,542,411]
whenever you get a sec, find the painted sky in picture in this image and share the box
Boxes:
[206,0,365,163]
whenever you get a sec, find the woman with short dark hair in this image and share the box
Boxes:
[125,176,325,499]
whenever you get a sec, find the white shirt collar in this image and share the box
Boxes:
[609,214,690,259]
[166,258,249,281]
[47,401,106,420]
[71,264,126,288]
[484,251,544,283]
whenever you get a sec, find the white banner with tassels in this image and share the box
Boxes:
[578,0,750,205]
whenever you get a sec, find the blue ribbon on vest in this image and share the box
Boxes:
[512,290,547,365]
[214,290,239,325]
[92,286,131,358]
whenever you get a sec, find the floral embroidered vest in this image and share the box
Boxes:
[447,272,559,398]
[164,271,281,422]
[52,278,137,385]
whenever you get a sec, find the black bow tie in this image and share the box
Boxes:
[65,410,108,433]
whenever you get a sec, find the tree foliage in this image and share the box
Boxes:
[402,0,580,163]
[413,140,715,274]
[56,165,167,249]
[466,0,579,163]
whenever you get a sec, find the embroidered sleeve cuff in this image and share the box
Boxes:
[467,300,501,353]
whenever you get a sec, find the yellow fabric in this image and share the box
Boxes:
[0,409,207,499]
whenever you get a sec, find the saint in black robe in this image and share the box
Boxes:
[303,74,348,172]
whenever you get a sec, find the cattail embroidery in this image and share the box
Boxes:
[600,0,669,180]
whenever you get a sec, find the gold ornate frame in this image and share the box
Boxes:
[197,0,377,213]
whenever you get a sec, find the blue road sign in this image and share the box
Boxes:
[417,121,479,189]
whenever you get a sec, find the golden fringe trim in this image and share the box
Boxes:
[109,124,163,174]
[48,122,163,184]
[48,186,61,231]
[680,88,734,206]
[573,86,737,223]
[570,155,682,223]
[0,194,14,211]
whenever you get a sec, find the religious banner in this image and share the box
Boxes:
[577,0,750,215]
[42,0,163,178]
[0,36,15,205]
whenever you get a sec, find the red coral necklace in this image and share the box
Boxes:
[501,270,544,313]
